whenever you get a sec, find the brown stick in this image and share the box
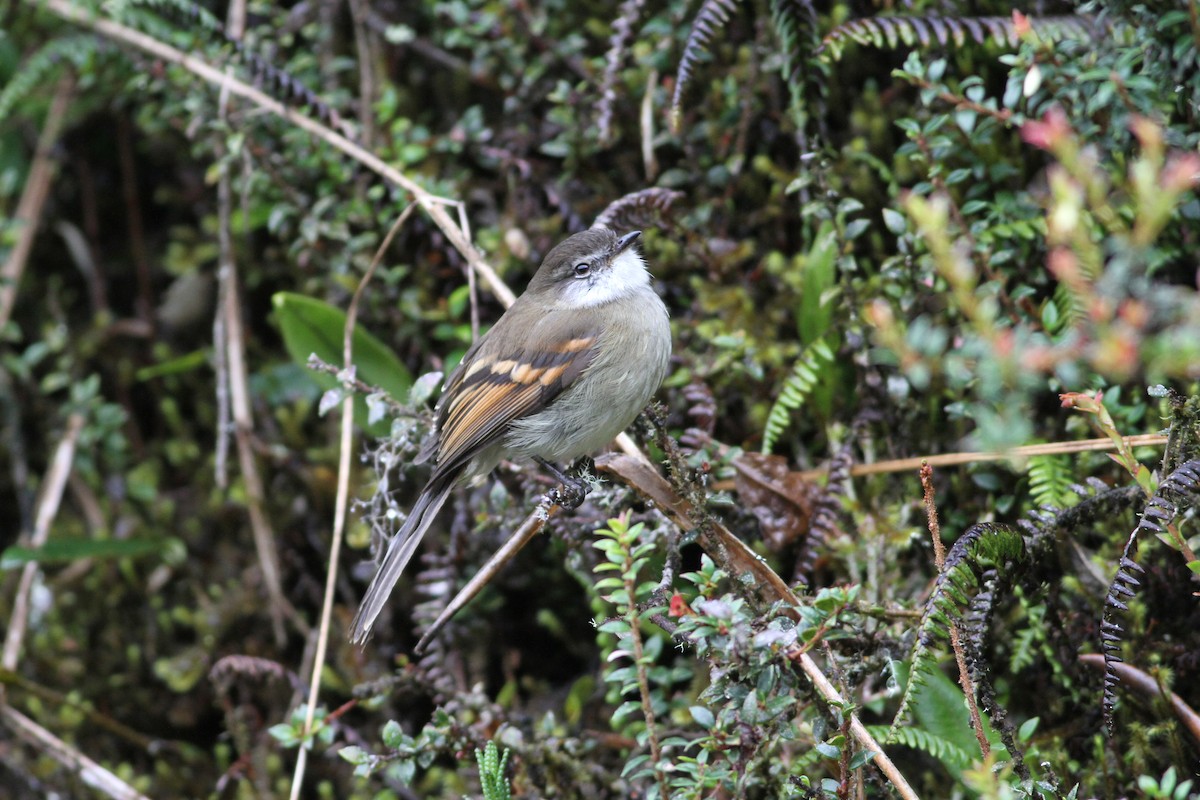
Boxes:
[116,113,154,325]
[0,705,151,800]
[289,204,418,800]
[0,73,74,328]
[815,433,1170,479]
[216,78,292,645]
[1078,653,1200,749]
[415,497,560,654]
[708,434,1172,489]
[920,463,989,758]
[1,414,84,676]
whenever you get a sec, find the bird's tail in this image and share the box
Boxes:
[349,473,456,644]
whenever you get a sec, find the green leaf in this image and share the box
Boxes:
[690,705,715,728]
[381,719,405,748]
[814,741,840,759]
[882,208,907,235]
[272,292,413,434]
[761,337,836,454]
[339,745,368,764]
[268,722,299,747]
[1,537,184,569]
[798,221,838,345]
[135,349,210,381]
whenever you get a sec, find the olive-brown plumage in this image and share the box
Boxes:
[350,229,671,644]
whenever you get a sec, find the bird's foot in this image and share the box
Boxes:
[535,456,596,510]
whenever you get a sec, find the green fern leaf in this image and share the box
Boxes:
[671,0,741,131]
[889,523,1026,738]
[105,0,223,33]
[761,337,835,454]
[0,35,99,123]
[769,0,821,129]
[1026,454,1074,509]
[818,14,1108,63]
[866,724,972,770]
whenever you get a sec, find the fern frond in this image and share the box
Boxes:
[1044,284,1085,336]
[889,522,1027,737]
[411,549,461,702]
[818,14,1105,63]
[596,0,646,146]
[867,724,972,769]
[591,188,685,232]
[1026,454,1075,509]
[671,0,741,132]
[960,571,1000,681]
[1101,459,1200,733]
[795,422,855,580]
[761,337,836,455]
[104,0,222,33]
[0,35,100,123]
[103,0,349,135]
[769,0,821,130]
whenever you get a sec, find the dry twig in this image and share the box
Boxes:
[0,72,74,328]
[216,76,293,645]
[920,463,989,758]
[288,204,417,800]
[1,414,84,674]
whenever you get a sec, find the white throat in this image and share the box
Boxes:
[561,249,650,308]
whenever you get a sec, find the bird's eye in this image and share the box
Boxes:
[573,262,591,277]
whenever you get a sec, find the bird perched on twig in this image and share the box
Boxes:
[350,228,672,644]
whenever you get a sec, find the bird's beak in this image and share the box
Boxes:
[615,230,642,253]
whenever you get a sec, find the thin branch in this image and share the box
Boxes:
[216,75,292,646]
[623,532,669,797]
[346,0,377,148]
[0,706,151,800]
[289,203,417,800]
[641,68,659,180]
[710,433,1171,487]
[0,72,74,329]
[116,112,154,325]
[1,413,84,675]
[225,0,246,40]
[0,667,168,753]
[920,463,989,758]
[920,463,947,570]
[415,495,559,654]
[1078,653,1200,747]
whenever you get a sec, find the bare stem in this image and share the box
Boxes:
[217,75,291,646]
[919,463,989,758]
[0,73,74,328]
[623,546,669,798]
[289,204,417,800]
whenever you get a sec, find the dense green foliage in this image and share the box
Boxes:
[2,0,1199,797]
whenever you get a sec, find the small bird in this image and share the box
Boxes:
[350,228,672,644]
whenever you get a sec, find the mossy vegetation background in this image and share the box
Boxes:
[2,0,1199,798]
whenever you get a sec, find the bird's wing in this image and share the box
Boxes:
[429,328,600,474]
